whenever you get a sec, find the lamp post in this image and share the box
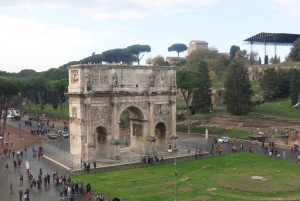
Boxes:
[9,171,13,194]
[169,133,178,201]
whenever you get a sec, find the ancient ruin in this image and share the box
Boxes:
[66,64,177,162]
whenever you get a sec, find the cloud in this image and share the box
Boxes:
[0,0,219,20]
[267,0,300,16]
[0,14,90,72]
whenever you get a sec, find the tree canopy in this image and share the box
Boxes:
[168,43,187,57]
[153,55,165,66]
[224,60,253,115]
[289,38,300,62]
[260,68,278,101]
[126,44,151,65]
[192,60,212,113]
[187,49,217,70]
[177,68,201,137]
[230,45,240,60]
[290,68,299,106]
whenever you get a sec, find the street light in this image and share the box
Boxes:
[169,133,178,201]
[9,171,13,194]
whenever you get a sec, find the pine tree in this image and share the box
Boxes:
[290,69,299,106]
[192,60,212,113]
[224,60,253,115]
[51,92,58,110]
[260,68,278,101]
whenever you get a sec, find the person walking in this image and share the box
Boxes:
[7,132,10,139]
[87,191,92,200]
[19,188,23,201]
[20,173,23,183]
[5,163,8,173]
[240,144,244,150]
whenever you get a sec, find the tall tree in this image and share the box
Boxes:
[290,68,299,106]
[260,68,278,101]
[153,55,165,66]
[276,68,292,98]
[28,76,46,115]
[224,60,253,115]
[0,77,21,137]
[48,79,68,120]
[145,57,153,65]
[187,49,216,70]
[177,69,201,137]
[230,45,240,60]
[168,43,187,57]
[126,45,151,65]
[192,60,212,113]
[289,38,300,62]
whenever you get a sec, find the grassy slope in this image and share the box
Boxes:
[212,70,227,88]
[252,94,300,118]
[73,153,300,201]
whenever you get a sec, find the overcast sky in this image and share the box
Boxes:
[0,0,300,73]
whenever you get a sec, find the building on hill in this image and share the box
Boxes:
[188,40,208,56]
[166,57,185,65]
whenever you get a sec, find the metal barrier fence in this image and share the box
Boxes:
[42,141,81,170]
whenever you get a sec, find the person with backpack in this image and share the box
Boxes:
[99,193,104,201]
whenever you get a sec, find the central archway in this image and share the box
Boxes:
[118,105,147,151]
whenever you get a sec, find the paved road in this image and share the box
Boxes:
[178,135,300,163]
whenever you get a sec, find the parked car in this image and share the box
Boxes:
[218,136,230,143]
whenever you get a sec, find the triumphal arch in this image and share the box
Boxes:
[66,64,177,162]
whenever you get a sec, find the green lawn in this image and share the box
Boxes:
[176,125,250,140]
[252,95,300,118]
[73,153,300,201]
[22,103,69,120]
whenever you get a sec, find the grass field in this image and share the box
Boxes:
[73,153,300,201]
[22,103,69,120]
[176,125,250,139]
[252,95,300,118]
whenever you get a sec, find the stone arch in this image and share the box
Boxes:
[95,126,108,151]
[155,122,167,146]
[155,122,166,139]
[117,103,148,121]
[118,105,147,150]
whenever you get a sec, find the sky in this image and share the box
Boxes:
[0,0,300,73]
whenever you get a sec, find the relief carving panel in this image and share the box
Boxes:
[72,107,77,118]
[90,70,99,84]
[91,106,111,126]
[70,70,79,83]
[133,124,142,137]
[100,70,109,84]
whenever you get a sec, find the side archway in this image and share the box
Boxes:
[155,122,167,146]
[95,126,108,151]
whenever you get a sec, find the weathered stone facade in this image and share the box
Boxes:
[66,64,177,162]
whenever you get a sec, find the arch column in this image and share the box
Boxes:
[170,100,176,135]
[111,100,120,159]
[84,95,94,162]
[149,102,155,137]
